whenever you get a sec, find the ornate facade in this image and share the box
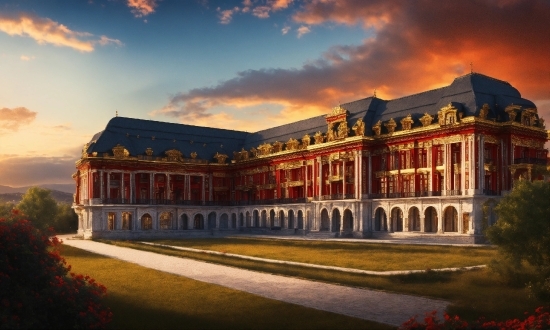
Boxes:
[73,73,549,243]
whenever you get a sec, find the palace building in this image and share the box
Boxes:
[73,73,549,243]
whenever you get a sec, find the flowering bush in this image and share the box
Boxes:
[400,307,550,330]
[0,210,112,329]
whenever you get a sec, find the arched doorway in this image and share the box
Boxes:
[219,213,229,229]
[374,208,386,231]
[391,207,403,232]
[343,209,353,231]
[424,207,437,232]
[279,210,285,228]
[208,212,216,229]
[332,209,341,232]
[180,214,188,230]
[288,210,295,229]
[253,210,259,227]
[141,213,152,230]
[297,210,304,229]
[409,207,420,231]
[444,206,458,232]
[320,209,330,231]
[269,209,275,227]
[194,214,204,229]
[261,210,267,227]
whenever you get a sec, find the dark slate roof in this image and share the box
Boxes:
[86,73,536,158]
[86,117,248,160]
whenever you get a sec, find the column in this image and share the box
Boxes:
[304,163,308,198]
[328,160,332,196]
[106,172,111,199]
[100,170,104,201]
[342,159,346,197]
[420,216,425,232]
[149,173,154,201]
[209,173,213,201]
[166,173,171,202]
[185,175,190,200]
[442,144,448,194]
[202,175,206,202]
[355,152,361,199]
[437,208,443,234]
[130,172,135,204]
[427,145,433,192]
[121,172,125,203]
[368,153,372,195]
[479,136,485,193]
[469,137,475,193]
[460,138,466,195]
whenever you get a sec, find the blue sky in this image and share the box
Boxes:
[0,0,548,186]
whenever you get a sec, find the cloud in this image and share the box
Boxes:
[20,55,35,61]
[218,0,294,22]
[127,0,159,18]
[296,25,310,38]
[217,7,240,24]
[0,107,37,133]
[0,13,122,52]
[0,155,76,186]
[281,26,291,35]
[97,35,124,47]
[158,0,550,130]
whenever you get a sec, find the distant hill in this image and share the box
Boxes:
[0,185,74,205]
[0,184,74,194]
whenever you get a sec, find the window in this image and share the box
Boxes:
[159,212,172,230]
[122,212,132,230]
[107,212,116,230]
[141,214,152,230]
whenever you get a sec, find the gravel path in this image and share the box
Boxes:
[61,237,449,327]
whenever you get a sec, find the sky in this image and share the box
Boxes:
[0,0,549,187]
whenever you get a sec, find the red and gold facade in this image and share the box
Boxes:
[73,74,549,243]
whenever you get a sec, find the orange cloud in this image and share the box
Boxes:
[0,107,37,133]
[0,13,122,52]
[158,0,550,129]
[127,0,159,18]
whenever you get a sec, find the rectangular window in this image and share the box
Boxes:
[122,213,132,230]
[108,212,116,230]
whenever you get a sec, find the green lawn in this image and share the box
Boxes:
[60,245,392,329]
[98,238,545,324]
[136,237,496,271]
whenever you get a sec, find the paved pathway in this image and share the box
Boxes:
[61,236,449,327]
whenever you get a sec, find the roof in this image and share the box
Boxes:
[85,73,537,159]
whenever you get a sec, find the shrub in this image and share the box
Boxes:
[400,306,550,329]
[0,210,112,329]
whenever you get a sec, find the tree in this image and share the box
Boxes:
[486,180,550,296]
[0,202,15,218]
[0,212,112,328]
[17,187,58,231]
[55,203,78,234]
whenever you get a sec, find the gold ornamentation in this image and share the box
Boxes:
[433,135,462,145]
[272,141,283,153]
[479,104,490,119]
[214,152,228,164]
[314,131,325,144]
[285,138,300,151]
[301,134,311,148]
[329,105,347,116]
[484,136,499,144]
[276,161,302,170]
[511,136,544,149]
[82,143,90,158]
[250,147,258,158]
[372,120,382,136]
[326,123,336,142]
[145,148,153,156]
[438,103,458,126]
[165,149,183,161]
[352,118,365,136]
[420,113,433,127]
[190,152,197,159]
[112,144,130,159]
[337,121,349,139]
[505,104,521,122]
[521,108,537,126]
[400,114,414,131]
[384,118,397,134]
[257,143,273,156]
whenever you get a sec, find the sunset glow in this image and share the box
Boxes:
[0,0,548,187]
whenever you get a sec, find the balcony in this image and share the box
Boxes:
[316,194,355,201]
[445,190,462,196]
[367,191,441,199]
[514,158,547,165]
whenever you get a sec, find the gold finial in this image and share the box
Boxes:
[116,110,118,117]
[374,89,377,98]
[470,62,473,73]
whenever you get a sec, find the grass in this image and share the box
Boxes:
[97,238,546,324]
[60,245,392,329]
[122,237,497,271]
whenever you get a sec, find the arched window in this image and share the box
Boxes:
[141,214,152,230]
[107,212,116,230]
